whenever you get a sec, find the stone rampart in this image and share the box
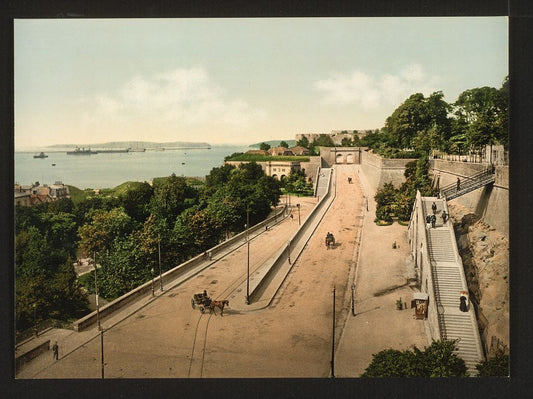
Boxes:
[431,160,509,237]
[360,151,416,193]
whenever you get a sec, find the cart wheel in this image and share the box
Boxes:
[200,306,205,314]
[191,299,195,309]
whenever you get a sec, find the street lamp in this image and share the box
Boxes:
[331,286,336,378]
[296,203,301,225]
[158,235,163,291]
[287,240,291,264]
[150,267,155,297]
[94,252,101,331]
[32,303,38,337]
[351,283,356,316]
[246,207,250,305]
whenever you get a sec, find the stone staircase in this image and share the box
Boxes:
[423,198,484,375]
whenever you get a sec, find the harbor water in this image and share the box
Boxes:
[15,145,249,189]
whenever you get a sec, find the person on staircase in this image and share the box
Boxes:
[432,202,437,214]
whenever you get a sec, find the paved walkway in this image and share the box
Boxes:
[334,165,428,377]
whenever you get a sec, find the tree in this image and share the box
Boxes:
[77,207,134,255]
[279,140,289,148]
[150,175,197,226]
[362,340,468,377]
[119,182,154,223]
[475,353,509,377]
[259,142,271,151]
[453,85,508,151]
[296,136,309,148]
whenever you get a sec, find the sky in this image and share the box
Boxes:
[14,17,508,149]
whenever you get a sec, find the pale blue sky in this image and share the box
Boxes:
[14,17,508,149]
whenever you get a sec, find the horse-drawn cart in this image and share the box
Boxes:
[191,291,212,313]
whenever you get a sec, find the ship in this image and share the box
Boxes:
[66,147,98,155]
[33,152,48,158]
[95,148,130,153]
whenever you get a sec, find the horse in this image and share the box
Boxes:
[325,234,335,249]
[209,300,230,316]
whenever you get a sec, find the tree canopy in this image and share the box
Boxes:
[361,340,468,377]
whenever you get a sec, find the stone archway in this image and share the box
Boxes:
[346,153,354,163]
[336,153,344,164]
[272,174,278,180]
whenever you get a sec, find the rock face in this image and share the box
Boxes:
[448,203,509,357]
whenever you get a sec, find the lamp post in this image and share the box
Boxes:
[331,286,336,378]
[351,283,356,316]
[158,235,163,292]
[93,252,104,379]
[296,203,301,225]
[150,267,155,297]
[287,240,291,264]
[246,207,250,305]
[32,303,38,337]
[94,252,101,331]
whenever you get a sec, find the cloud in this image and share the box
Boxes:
[315,64,440,110]
[83,67,266,134]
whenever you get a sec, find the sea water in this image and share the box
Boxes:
[14,145,249,189]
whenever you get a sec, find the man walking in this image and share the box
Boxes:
[52,341,59,360]
[456,177,461,192]
[431,214,436,228]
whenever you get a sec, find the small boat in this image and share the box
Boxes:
[181,162,186,165]
[33,152,48,158]
[51,163,56,166]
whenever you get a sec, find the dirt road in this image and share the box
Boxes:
[18,164,426,378]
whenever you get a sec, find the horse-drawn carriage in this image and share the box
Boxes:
[191,291,230,316]
[191,291,211,313]
[325,232,335,249]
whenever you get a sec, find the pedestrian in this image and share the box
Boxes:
[442,210,447,224]
[290,214,293,221]
[431,202,437,214]
[456,177,461,192]
[431,214,436,228]
[208,251,212,261]
[426,215,431,229]
[52,341,59,360]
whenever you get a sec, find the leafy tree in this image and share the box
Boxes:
[119,182,153,223]
[453,85,508,151]
[475,353,509,377]
[150,175,197,226]
[296,136,310,148]
[259,142,271,151]
[279,140,289,148]
[204,163,236,196]
[362,340,468,377]
[77,207,134,255]
[374,182,397,222]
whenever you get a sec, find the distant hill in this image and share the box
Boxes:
[249,140,296,148]
[47,141,211,149]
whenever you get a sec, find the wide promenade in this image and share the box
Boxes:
[16,164,426,378]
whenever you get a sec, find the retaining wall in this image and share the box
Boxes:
[431,160,509,237]
[15,340,50,372]
[73,206,288,332]
[248,169,334,302]
[360,151,417,193]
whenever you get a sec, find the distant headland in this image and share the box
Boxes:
[46,141,211,150]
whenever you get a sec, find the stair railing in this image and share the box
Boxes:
[439,167,495,200]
